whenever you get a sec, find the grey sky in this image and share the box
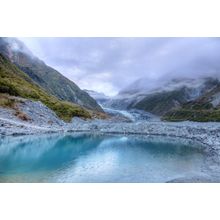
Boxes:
[20,37,220,96]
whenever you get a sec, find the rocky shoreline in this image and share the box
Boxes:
[69,119,220,151]
[1,112,220,151]
[1,99,220,153]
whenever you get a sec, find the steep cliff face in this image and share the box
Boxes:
[0,37,103,112]
[0,53,92,122]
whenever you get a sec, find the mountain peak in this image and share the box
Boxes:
[0,37,33,59]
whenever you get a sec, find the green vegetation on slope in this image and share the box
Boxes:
[163,84,220,122]
[129,78,220,122]
[0,53,91,122]
[0,37,103,112]
[163,109,220,122]
[131,88,188,115]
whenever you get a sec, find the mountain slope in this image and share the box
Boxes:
[0,53,91,122]
[131,78,219,115]
[104,76,220,121]
[132,88,189,115]
[0,37,103,112]
[163,82,220,122]
[84,89,110,103]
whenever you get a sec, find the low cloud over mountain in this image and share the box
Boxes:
[20,38,220,96]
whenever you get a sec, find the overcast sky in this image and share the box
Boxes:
[20,38,220,96]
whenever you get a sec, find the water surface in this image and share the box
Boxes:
[0,133,207,182]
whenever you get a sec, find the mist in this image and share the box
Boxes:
[20,37,220,96]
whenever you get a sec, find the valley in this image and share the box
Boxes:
[1,37,220,182]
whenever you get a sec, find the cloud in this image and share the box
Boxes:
[20,37,220,96]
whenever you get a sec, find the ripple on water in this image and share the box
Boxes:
[0,133,212,182]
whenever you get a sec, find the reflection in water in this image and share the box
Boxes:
[0,133,206,182]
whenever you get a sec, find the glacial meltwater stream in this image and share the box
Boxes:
[0,133,209,182]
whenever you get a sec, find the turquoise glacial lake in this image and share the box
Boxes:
[0,133,207,182]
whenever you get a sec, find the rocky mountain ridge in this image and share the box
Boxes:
[0,37,103,113]
[103,76,220,121]
[0,54,95,121]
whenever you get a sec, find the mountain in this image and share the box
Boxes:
[84,89,110,103]
[104,76,220,121]
[131,77,219,115]
[0,37,103,113]
[0,53,92,121]
[163,81,220,122]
